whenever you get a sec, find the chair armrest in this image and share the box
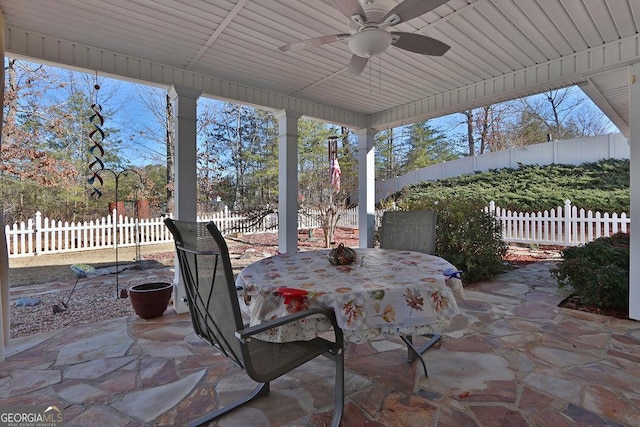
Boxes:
[235,307,340,342]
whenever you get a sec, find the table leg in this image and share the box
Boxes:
[401,334,442,377]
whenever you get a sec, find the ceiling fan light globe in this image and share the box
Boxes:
[348,29,392,57]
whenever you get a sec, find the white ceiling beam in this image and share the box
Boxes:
[186,0,250,70]
[5,25,368,130]
[579,75,630,138]
[367,33,640,130]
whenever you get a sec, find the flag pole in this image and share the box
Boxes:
[328,136,339,246]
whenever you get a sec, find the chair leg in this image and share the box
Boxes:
[401,334,442,377]
[331,349,344,427]
[185,382,270,427]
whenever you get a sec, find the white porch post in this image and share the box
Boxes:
[168,85,201,314]
[356,128,376,248]
[276,110,301,254]
[629,64,640,321]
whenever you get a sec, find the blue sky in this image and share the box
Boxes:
[23,61,618,168]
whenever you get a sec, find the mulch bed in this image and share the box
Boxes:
[497,245,630,320]
[558,294,629,319]
[227,227,360,252]
[501,244,564,268]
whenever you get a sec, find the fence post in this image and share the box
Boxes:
[488,200,496,215]
[608,133,614,158]
[564,200,571,246]
[34,211,42,255]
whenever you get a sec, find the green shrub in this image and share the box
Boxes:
[550,232,629,312]
[401,196,508,284]
[399,159,629,213]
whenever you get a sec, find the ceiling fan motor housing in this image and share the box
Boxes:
[348,3,388,31]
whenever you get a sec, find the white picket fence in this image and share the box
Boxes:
[4,201,630,258]
[486,200,629,246]
[4,206,360,258]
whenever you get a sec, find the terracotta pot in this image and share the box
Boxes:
[129,282,173,319]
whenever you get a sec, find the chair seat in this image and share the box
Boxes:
[245,336,336,383]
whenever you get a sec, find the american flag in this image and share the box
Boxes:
[330,158,341,192]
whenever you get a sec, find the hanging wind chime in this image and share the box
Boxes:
[87,77,105,198]
[328,136,341,193]
[83,75,144,299]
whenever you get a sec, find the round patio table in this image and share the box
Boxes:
[236,248,463,344]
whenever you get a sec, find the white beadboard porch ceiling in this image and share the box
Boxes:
[1,0,638,133]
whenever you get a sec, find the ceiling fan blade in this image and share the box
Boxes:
[391,32,450,56]
[279,34,351,52]
[348,54,368,76]
[327,0,367,22]
[383,0,449,25]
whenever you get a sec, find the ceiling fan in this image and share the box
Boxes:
[279,0,451,77]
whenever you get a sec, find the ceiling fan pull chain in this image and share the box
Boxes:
[369,59,372,96]
[378,56,382,93]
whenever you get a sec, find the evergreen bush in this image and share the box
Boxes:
[401,159,629,213]
[401,196,508,284]
[551,232,629,313]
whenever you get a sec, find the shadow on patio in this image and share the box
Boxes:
[1,261,639,426]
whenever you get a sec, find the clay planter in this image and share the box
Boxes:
[129,282,173,319]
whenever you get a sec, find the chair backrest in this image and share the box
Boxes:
[379,210,437,255]
[164,219,246,369]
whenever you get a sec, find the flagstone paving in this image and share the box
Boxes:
[1,261,639,426]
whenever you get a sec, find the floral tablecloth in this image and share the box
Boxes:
[236,248,463,344]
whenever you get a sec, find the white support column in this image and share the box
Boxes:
[168,85,201,314]
[356,128,376,248]
[276,110,301,254]
[629,64,640,321]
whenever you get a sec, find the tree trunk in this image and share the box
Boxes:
[165,94,175,214]
[479,106,490,154]
[465,110,474,155]
[233,108,243,211]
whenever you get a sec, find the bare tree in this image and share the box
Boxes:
[1,60,77,221]
[463,110,474,155]
[568,101,615,136]
[165,94,175,212]
[460,104,511,155]
[519,88,583,141]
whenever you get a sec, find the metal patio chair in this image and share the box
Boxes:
[379,210,441,376]
[164,219,344,427]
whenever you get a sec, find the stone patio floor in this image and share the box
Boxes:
[1,261,640,426]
